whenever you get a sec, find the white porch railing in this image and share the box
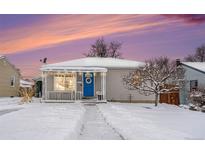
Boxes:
[47,91,82,101]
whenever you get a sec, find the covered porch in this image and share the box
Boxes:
[41,67,107,102]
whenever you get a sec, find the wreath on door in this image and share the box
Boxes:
[86,77,92,84]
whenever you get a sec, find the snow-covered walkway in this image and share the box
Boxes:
[78,103,123,140]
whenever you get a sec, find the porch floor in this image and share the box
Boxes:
[78,103,123,140]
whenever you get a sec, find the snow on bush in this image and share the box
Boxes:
[189,89,205,112]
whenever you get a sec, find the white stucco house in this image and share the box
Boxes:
[180,62,205,104]
[40,57,155,103]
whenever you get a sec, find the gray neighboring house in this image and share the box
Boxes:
[180,62,205,104]
[0,55,21,97]
[40,57,155,103]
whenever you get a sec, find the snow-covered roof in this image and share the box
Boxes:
[0,55,5,59]
[182,62,205,74]
[41,66,107,72]
[20,79,34,88]
[41,57,144,71]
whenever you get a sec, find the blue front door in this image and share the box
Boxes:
[83,72,94,97]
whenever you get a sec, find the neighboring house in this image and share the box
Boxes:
[20,79,34,88]
[180,62,205,104]
[0,55,21,97]
[33,77,42,97]
[40,57,155,103]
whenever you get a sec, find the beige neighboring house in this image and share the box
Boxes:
[40,57,155,103]
[0,55,21,97]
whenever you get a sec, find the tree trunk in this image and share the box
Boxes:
[155,93,159,106]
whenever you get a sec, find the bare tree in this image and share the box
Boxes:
[108,41,122,58]
[85,38,122,58]
[85,38,108,57]
[184,44,205,62]
[184,54,196,62]
[123,57,185,106]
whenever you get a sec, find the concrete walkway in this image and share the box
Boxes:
[78,103,123,140]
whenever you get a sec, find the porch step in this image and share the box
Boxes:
[81,96,96,99]
[80,99,107,104]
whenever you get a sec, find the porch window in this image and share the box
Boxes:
[54,73,76,91]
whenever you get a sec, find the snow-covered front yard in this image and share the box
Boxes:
[1,98,205,140]
[0,98,85,139]
[97,103,205,140]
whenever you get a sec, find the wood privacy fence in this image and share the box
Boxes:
[160,84,180,106]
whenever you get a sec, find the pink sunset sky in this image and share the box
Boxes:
[1,14,205,78]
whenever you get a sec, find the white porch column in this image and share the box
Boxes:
[45,72,48,100]
[74,72,77,101]
[42,71,45,100]
[102,72,106,100]
[101,72,103,99]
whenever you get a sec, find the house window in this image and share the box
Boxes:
[10,76,15,87]
[54,73,76,91]
[190,80,198,91]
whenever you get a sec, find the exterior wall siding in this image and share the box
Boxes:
[43,69,155,102]
[180,65,205,104]
[94,72,101,97]
[184,66,205,90]
[0,58,20,97]
[106,69,154,102]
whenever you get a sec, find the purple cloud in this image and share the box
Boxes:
[163,14,205,24]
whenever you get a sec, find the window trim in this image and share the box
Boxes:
[54,74,76,91]
[190,80,198,91]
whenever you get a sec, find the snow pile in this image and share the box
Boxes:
[97,103,205,139]
[0,97,20,105]
[0,97,41,110]
[0,102,85,139]
[0,97,23,110]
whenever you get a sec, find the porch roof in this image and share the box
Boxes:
[41,66,107,72]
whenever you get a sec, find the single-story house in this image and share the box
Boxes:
[179,62,205,104]
[40,57,155,103]
[0,55,21,97]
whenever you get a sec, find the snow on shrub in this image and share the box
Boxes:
[189,88,205,112]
